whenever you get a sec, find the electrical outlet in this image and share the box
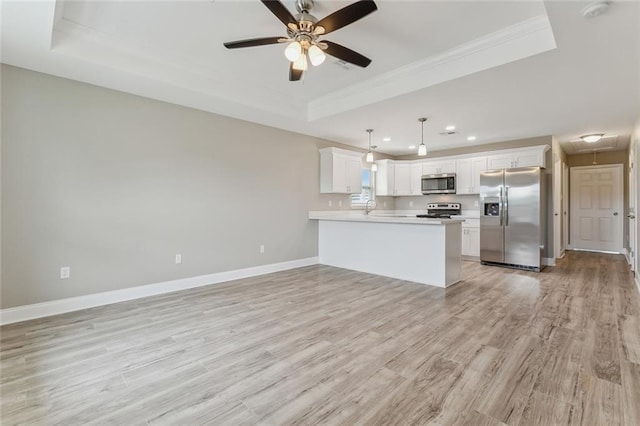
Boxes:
[338,200,342,207]
[474,200,479,207]
[329,200,332,207]
[260,245,265,254]
[175,254,182,264]
[383,201,387,207]
[409,201,414,207]
[60,267,70,279]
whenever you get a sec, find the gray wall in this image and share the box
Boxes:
[0,65,371,308]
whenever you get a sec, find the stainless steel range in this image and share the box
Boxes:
[416,203,461,219]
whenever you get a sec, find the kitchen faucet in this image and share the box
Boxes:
[365,199,376,215]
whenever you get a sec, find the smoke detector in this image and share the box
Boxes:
[582,1,610,18]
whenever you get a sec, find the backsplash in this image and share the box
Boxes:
[394,194,481,212]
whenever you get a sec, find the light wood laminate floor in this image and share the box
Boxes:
[1,251,640,425]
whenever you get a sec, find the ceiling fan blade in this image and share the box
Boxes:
[289,63,303,81]
[322,41,371,67]
[314,0,377,35]
[261,0,297,27]
[224,37,283,49]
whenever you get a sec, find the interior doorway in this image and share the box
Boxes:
[570,164,624,253]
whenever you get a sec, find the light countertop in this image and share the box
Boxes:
[308,211,465,225]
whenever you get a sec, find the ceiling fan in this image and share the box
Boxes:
[223,0,377,81]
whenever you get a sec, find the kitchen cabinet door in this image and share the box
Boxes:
[487,149,545,170]
[462,221,480,258]
[320,148,363,193]
[346,156,362,194]
[424,160,456,175]
[487,153,514,170]
[411,163,424,195]
[469,156,487,193]
[393,163,412,195]
[456,158,473,195]
[456,156,487,194]
[515,150,545,168]
[375,160,395,196]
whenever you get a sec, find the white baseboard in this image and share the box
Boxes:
[542,257,556,266]
[0,257,319,326]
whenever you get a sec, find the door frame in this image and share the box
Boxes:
[562,162,569,254]
[629,142,638,271]
[569,164,625,254]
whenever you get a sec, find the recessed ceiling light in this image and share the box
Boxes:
[467,136,477,141]
[445,125,456,131]
[383,137,391,142]
[408,145,416,149]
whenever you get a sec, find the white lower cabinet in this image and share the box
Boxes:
[462,220,480,258]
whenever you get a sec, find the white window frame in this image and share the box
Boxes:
[351,168,374,208]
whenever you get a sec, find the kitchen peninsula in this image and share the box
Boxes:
[308,212,463,287]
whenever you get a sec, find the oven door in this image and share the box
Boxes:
[421,175,456,194]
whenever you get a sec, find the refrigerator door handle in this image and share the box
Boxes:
[504,186,509,227]
[499,186,504,226]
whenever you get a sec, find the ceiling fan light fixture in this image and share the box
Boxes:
[284,41,302,62]
[581,133,605,143]
[292,53,308,71]
[308,44,326,66]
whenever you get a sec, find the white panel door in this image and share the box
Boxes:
[345,156,362,194]
[333,155,347,193]
[487,153,515,170]
[570,165,624,252]
[515,150,544,168]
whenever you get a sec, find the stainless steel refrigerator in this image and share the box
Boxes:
[480,167,545,271]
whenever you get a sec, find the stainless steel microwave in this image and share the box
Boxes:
[421,173,456,194]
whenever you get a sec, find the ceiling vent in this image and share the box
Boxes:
[439,130,458,136]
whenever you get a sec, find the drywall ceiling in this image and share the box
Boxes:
[2,1,639,156]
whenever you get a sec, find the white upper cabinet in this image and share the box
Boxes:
[456,156,487,195]
[375,160,395,196]
[376,161,423,196]
[393,163,412,196]
[486,147,546,170]
[319,147,363,194]
[410,163,424,196]
[423,160,456,175]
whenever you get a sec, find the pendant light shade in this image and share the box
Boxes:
[418,117,428,157]
[370,145,378,171]
[366,129,374,163]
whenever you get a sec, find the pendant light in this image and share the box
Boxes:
[371,145,378,172]
[418,117,428,156]
[366,129,374,163]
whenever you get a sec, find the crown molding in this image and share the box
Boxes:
[308,14,556,121]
